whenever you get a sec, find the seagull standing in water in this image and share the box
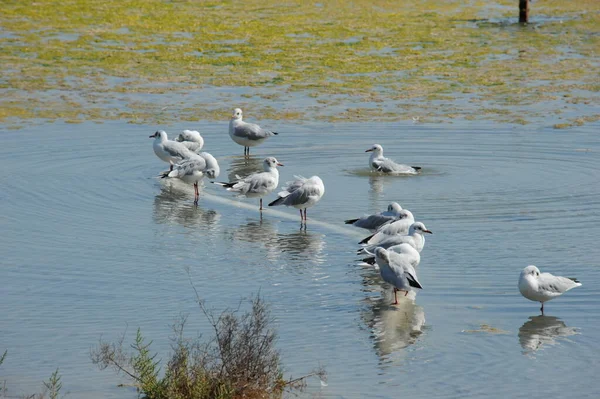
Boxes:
[150,130,195,171]
[345,202,403,231]
[175,130,204,153]
[366,144,421,175]
[213,157,283,211]
[361,242,420,268]
[268,176,325,222]
[162,152,220,204]
[519,265,582,314]
[375,247,423,305]
[229,108,278,156]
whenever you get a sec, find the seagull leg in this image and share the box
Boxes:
[299,209,303,221]
[393,288,398,305]
[259,198,263,211]
[193,183,199,205]
[169,162,173,171]
[404,290,409,297]
[303,209,307,221]
[540,302,544,315]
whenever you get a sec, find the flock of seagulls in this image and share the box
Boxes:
[150,109,582,313]
[348,202,432,305]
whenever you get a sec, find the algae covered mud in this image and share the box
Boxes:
[1,0,599,127]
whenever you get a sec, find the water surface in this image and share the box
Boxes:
[1,120,599,398]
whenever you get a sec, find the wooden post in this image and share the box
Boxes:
[519,0,529,24]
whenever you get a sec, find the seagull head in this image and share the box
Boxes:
[397,209,414,221]
[149,130,167,139]
[264,157,284,170]
[522,265,541,278]
[409,222,432,235]
[387,202,403,213]
[231,108,243,121]
[365,144,383,155]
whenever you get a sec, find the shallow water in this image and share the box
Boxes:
[1,120,600,398]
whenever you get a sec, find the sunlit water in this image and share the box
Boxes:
[2,120,600,398]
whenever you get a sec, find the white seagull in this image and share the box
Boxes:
[362,243,421,268]
[212,157,283,210]
[518,265,582,314]
[175,130,204,153]
[366,144,421,175]
[358,209,415,245]
[361,242,420,268]
[268,175,325,222]
[375,247,423,305]
[358,222,432,255]
[344,202,403,231]
[229,108,278,156]
[162,152,220,204]
[150,130,195,171]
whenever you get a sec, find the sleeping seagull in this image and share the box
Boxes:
[358,209,415,245]
[358,222,432,255]
[213,157,283,210]
[375,247,423,305]
[345,202,403,231]
[366,144,421,175]
[268,175,325,222]
[162,152,220,205]
[150,130,195,171]
[229,108,278,156]
[175,130,204,153]
[519,265,582,314]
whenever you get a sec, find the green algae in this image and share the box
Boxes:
[0,0,598,127]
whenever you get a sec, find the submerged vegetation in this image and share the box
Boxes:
[0,0,599,127]
[91,294,325,399]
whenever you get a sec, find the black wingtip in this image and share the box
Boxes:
[272,131,279,135]
[360,257,376,265]
[345,218,359,225]
[213,181,236,188]
[406,273,423,289]
[568,277,580,283]
[268,197,284,207]
[161,172,169,179]
[358,233,375,245]
[412,166,422,171]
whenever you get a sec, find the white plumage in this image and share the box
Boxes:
[518,265,581,314]
[345,202,403,231]
[366,144,421,175]
[229,108,278,155]
[268,175,325,222]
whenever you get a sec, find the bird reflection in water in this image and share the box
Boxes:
[227,218,326,264]
[153,182,220,229]
[362,294,426,362]
[368,175,386,205]
[518,315,579,355]
[227,155,264,183]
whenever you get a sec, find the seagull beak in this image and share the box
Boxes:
[424,229,433,234]
[365,149,373,152]
[277,162,284,166]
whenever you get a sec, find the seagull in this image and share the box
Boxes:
[374,247,423,305]
[175,130,204,153]
[268,175,325,222]
[358,209,415,245]
[366,144,421,174]
[358,222,432,255]
[344,202,403,231]
[162,152,220,204]
[212,157,283,210]
[150,130,195,171]
[229,108,278,156]
[361,242,420,268]
[518,265,582,314]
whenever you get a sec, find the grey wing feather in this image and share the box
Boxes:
[164,142,193,159]
[353,214,395,230]
[234,122,274,140]
[538,273,581,294]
